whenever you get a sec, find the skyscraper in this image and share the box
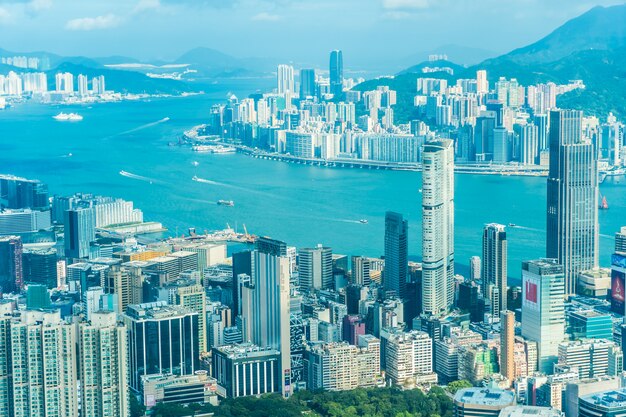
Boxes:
[10,310,79,417]
[384,211,408,299]
[124,301,199,391]
[299,68,316,98]
[298,244,333,292]
[64,207,96,259]
[240,246,292,396]
[421,139,454,316]
[482,223,507,316]
[500,310,515,385]
[79,311,130,417]
[329,50,343,98]
[277,64,294,95]
[22,247,58,289]
[546,109,599,295]
[521,259,565,374]
[0,235,23,293]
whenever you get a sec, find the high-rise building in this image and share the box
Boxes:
[476,70,488,94]
[500,310,515,384]
[0,235,23,293]
[298,244,333,292]
[482,223,507,316]
[384,211,408,300]
[304,342,359,391]
[329,50,343,98]
[351,256,371,286]
[381,329,436,385]
[421,139,454,316]
[240,247,292,396]
[9,310,79,417]
[521,259,565,374]
[558,339,623,379]
[175,282,207,353]
[64,207,96,259]
[299,68,316,98]
[546,109,599,295]
[469,256,481,281]
[79,311,129,417]
[0,174,49,209]
[277,64,294,95]
[212,344,281,398]
[124,301,199,391]
[77,74,88,96]
[22,247,58,288]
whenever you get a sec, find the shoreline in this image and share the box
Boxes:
[180,124,550,178]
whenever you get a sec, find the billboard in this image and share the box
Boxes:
[611,268,626,315]
[613,253,626,269]
[522,275,540,312]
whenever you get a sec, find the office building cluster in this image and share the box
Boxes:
[0,70,625,417]
[193,51,625,175]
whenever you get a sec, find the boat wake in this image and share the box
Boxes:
[107,117,170,138]
[119,170,161,184]
[192,176,277,198]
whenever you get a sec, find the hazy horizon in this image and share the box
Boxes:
[0,0,625,68]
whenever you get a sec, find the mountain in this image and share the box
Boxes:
[502,4,626,65]
[355,4,626,122]
[174,47,277,77]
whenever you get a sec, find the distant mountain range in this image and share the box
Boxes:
[355,4,626,122]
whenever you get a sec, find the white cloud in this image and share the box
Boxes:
[134,0,161,13]
[65,13,120,30]
[251,11,280,21]
[382,0,429,9]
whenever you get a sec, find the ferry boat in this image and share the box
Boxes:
[53,112,83,121]
[217,200,235,207]
[192,145,237,154]
[359,219,368,224]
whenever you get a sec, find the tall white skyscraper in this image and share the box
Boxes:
[421,139,455,316]
[55,72,74,93]
[77,74,88,97]
[546,109,599,295]
[298,244,333,292]
[476,70,488,94]
[241,248,292,396]
[277,64,295,95]
[521,259,565,374]
[79,311,130,417]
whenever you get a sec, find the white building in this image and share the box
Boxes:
[421,139,455,316]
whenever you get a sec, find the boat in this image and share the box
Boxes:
[53,112,83,121]
[192,175,199,181]
[508,223,517,227]
[192,161,199,166]
[359,219,368,224]
[600,196,609,210]
[217,200,235,207]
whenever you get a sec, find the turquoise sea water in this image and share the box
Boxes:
[1,83,624,283]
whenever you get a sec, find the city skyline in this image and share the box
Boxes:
[2,1,626,415]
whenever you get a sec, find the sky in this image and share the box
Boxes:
[0,0,624,67]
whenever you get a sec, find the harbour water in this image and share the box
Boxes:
[1,85,624,283]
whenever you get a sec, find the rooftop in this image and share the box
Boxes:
[499,406,562,417]
[580,388,626,409]
[454,388,516,407]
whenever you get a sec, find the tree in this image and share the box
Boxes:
[130,394,146,417]
[445,380,473,395]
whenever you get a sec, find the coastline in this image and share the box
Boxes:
[180,124,550,178]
